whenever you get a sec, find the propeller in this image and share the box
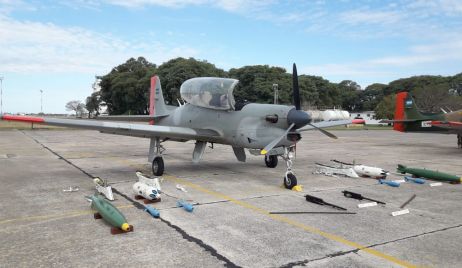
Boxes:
[261,123,295,155]
[260,63,336,155]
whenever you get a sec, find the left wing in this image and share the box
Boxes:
[296,119,352,132]
[1,115,220,140]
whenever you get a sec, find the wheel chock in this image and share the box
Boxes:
[291,185,303,192]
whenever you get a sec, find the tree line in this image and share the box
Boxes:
[84,57,462,119]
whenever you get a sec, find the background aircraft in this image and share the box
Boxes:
[1,64,351,189]
[382,91,462,149]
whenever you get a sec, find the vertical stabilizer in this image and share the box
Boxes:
[393,92,408,132]
[150,76,168,124]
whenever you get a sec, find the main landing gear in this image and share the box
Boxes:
[264,147,297,189]
[458,134,462,149]
[149,137,165,176]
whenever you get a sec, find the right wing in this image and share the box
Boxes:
[1,115,220,140]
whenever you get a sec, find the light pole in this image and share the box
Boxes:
[0,77,3,114]
[40,90,43,114]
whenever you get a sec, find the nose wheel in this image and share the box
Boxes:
[282,147,297,189]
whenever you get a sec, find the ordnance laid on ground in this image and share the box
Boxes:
[379,179,400,187]
[144,205,160,218]
[86,194,133,234]
[313,163,359,178]
[332,160,389,179]
[93,177,114,201]
[397,164,461,183]
[304,195,347,211]
[177,200,194,212]
[400,194,417,209]
[404,176,425,184]
[341,190,386,204]
[133,172,162,203]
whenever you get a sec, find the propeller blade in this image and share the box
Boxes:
[261,123,296,155]
[292,63,301,110]
[308,123,338,139]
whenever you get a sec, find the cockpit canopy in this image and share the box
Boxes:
[180,77,238,111]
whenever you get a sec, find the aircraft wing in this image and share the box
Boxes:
[1,115,220,140]
[296,119,353,132]
[431,121,462,133]
[96,114,169,122]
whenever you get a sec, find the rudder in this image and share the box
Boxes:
[149,76,168,125]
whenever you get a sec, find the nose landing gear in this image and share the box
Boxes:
[282,147,297,189]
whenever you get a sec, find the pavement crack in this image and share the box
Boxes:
[21,130,94,179]
[21,131,240,268]
[159,217,241,268]
[279,224,462,267]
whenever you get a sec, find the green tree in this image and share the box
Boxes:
[229,65,291,105]
[85,92,101,118]
[99,57,157,115]
[374,94,395,119]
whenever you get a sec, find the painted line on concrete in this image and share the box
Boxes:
[164,174,418,268]
[0,205,134,225]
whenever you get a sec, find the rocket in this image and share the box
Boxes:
[87,194,133,234]
[398,164,461,183]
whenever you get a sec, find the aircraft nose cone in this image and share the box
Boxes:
[287,108,311,129]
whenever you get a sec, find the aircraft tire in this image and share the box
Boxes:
[264,155,278,168]
[284,173,297,189]
[152,157,164,176]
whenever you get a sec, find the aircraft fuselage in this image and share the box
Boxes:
[156,103,297,149]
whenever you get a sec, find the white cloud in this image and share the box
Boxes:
[0,16,200,74]
[340,10,403,25]
[300,40,462,86]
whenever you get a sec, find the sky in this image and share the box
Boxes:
[1,0,461,114]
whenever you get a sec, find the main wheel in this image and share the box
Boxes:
[152,157,164,176]
[284,173,297,189]
[264,155,278,168]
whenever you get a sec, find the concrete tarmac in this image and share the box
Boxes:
[0,129,461,267]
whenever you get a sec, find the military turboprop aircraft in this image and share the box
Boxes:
[382,91,462,149]
[1,64,351,188]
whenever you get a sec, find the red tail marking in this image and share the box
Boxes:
[149,76,157,125]
[2,115,45,123]
[393,92,407,132]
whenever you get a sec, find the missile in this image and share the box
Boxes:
[87,194,133,233]
[398,164,462,183]
[144,205,160,218]
[404,176,425,184]
[177,200,194,212]
[379,179,400,187]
